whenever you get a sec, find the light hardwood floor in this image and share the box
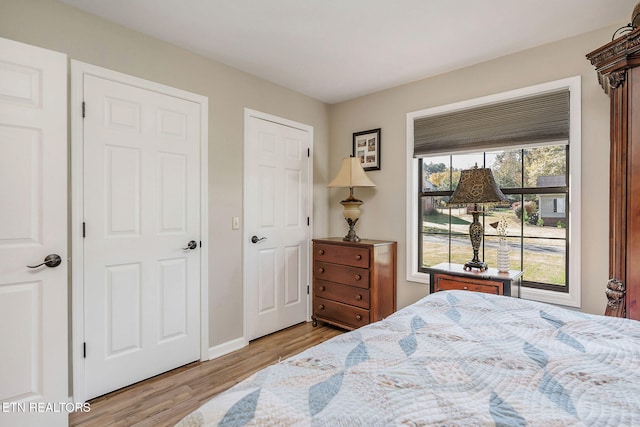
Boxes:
[69,321,343,427]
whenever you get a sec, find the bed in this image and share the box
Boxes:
[177,290,640,426]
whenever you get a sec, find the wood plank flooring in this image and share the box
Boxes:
[69,321,343,427]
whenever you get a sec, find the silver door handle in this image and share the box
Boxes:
[182,240,198,250]
[27,254,62,268]
[251,236,267,244]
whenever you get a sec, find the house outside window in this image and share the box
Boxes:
[406,77,581,307]
[538,175,567,222]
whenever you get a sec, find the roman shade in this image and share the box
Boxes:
[413,89,570,157]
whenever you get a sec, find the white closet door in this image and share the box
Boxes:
[245,111,311,341]
[82,72,201,400]
[0,37,68,427]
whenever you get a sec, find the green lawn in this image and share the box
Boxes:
[424,211,470,226]
[422,209,567,286]
[422,239,565,285]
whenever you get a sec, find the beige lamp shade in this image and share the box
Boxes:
[327,157,376,188]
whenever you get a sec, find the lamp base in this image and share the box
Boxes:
[342,218,361,242]
[463,208,487,271]
[463,260,488,272]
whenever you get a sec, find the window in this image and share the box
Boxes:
[553,197,566,214]
[419,146,568,290]
[406,77,581,307]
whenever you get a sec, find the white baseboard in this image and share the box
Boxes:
[208,337,247,360]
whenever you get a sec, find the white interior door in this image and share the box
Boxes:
[81,71,202,400]
[244,110,312,341]
[0,38,68,427]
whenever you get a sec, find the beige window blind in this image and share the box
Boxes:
[413,90,570,157]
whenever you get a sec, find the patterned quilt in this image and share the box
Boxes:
[177,291,640,426]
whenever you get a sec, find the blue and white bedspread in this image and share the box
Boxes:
[177,291,640,426]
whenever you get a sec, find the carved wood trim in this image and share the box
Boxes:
[587,27,640,94]
[605,278,626,318]
[608,86,628,299]
[609,70,627,89]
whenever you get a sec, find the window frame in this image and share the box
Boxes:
[405,76,582,308]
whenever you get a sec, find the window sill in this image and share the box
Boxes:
[520,286,580,308]
[407,270,429,285]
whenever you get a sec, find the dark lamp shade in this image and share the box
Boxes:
[447,166,508,206]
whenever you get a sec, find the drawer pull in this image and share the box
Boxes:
[355,314,363,321]
[319,304,325,310]
[355,254,362,260]
[355,294,363,301]
[319,285,325,291]
[463,286,468,290]
[318,267,325,273]
[319,249,325,255]
[355,274,361,280]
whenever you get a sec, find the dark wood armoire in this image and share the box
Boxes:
[587,27,640,320]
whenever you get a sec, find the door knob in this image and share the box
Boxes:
[251,236,267,244]
[182,240,198,250]
[27,254,62,269]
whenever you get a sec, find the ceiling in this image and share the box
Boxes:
[58,0,636,104]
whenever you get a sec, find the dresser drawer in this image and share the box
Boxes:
[314,243,370,268]
[314,279,370,309]
[314,297,369,329]
[434,274,503,295]
[314,262,369,289]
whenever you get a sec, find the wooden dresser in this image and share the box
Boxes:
[312,238,396,330]
[427,262,522,297]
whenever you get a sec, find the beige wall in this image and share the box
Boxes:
[328,25,616,315]
[0,0,619,351]
[0,0,331,347]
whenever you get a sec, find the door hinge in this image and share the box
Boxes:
[307,148,310,157]
[82,101,86,118]
[307,285,310,295]
[82,222,86,238]
[200,240,202,247]
[307,217,310,226]
[83,342,86,358]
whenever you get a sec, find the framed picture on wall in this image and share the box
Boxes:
[352,128,381,171]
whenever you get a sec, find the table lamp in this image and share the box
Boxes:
[328,157,376,242]
[447,164,508,271]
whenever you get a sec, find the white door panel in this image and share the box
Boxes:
[0,37,67,427]
[245,112,311,341]
[82,73,201,400]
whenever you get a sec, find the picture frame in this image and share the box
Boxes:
[352,128,381,171]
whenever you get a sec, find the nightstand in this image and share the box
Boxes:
[312,238,397,330]
[427,262,523,297]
